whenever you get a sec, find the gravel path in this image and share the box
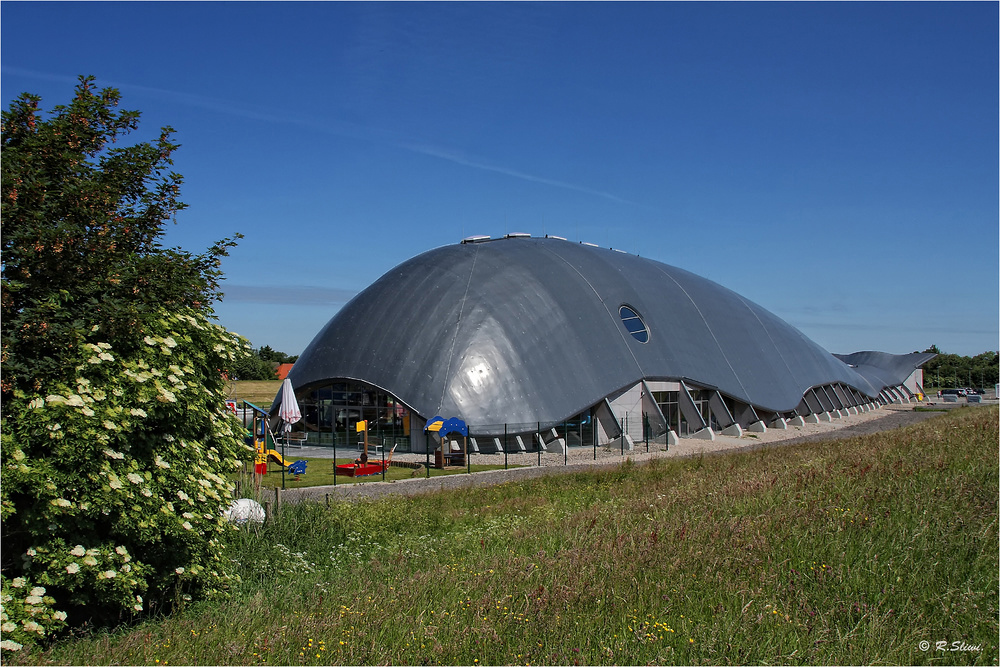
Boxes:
[282,405,962,505]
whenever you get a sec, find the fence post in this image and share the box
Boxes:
[504,423,508,470]
[274,487,281,514]
[621,417,625,455]
[537,422,541,467]
[644,412,649,453]
[425,432,430,478]
[264,500,272,524]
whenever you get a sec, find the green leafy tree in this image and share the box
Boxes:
[256,345,298,365]
[229,349,277,380]
[921,346,999,389]
[1,76,253,651]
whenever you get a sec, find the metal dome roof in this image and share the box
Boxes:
[288,236,893,427]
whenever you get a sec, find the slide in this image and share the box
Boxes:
[265,449,292,467]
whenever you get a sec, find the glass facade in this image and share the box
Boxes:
[652,389,712,436]
[296,381,413,452]
[547,409,598,449]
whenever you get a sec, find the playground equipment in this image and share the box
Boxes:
[335,420,396,477]
[244,401,308,478]
[425,416,468,468]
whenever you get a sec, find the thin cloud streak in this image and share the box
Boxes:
[793,320,998,335]
[402,143,645,207]
[222,285,357,306]
[4,66,642,208]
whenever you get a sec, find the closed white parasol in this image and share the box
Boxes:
[277,378,301,433]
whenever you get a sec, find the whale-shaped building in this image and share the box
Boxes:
[280,235,932,451]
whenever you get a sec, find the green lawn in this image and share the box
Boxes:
[13,406,998,666]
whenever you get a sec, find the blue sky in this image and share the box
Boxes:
[3,2,997,357]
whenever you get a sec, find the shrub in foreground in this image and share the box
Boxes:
[1,77,252,651]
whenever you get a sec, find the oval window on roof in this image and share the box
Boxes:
[619,305,649,343]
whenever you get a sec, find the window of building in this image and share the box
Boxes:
[619,305,649,343]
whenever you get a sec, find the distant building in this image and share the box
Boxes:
[281,235,934,453]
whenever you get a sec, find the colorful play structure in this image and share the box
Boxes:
[242,401,308,479]
[335,420,396,477]
[425,416,468,468]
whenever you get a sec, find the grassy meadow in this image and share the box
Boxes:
[227,380,283,408]
[12,406,998,665]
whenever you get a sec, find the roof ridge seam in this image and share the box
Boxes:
[652,264,752,401]
[435,243,480,411]
[540,242,647,377]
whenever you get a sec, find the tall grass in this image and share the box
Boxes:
[13,407,998,665]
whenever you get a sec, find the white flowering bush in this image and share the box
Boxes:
[0,577,67,652]
[0,308,253,650]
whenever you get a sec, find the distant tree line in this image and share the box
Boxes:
[919,345,999,389]
[227,344,298,380]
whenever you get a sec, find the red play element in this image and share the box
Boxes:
[335,462,386,477]
[254,462,268,475]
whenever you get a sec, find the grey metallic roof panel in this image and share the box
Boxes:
[288,237,905,427]
[833,351,936,392]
